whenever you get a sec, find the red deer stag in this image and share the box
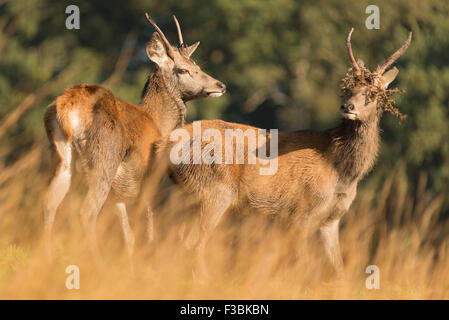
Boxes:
[165,29,411,279]
[43,13,225,261]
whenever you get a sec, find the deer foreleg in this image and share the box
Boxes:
[320,219,345,279]
[194,188,233,281]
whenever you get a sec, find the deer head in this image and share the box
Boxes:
[340,28,412,122]
[145,13,226,101]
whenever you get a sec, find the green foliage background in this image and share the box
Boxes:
[0,0,448,212]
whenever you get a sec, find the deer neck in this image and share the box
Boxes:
[328,115,380,185]
[140,70,187,136]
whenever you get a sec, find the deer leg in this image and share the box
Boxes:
[146,204,154,243]
[319,188,355,278]
[178,221,187,241]
[78,107,125,265]
[115,202,135,258]
[180,216,200,250]
[80,170,116,266]
[137,174,157,244]
[194,190,233,281]
[320,219,345,279]
[43,128,72,260]
[140,161,167,245]
[290,214,312,261]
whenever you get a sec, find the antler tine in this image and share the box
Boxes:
[173,15,184,47]
[376,32,412,74]
[145,12,171,49]
[346,28,360,71]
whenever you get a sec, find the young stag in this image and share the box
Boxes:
[43,13,225,261]
[166,29,411,279]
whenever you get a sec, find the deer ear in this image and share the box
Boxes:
[146,32,170,66]
[380,67,399,89]
[184,41,200,57]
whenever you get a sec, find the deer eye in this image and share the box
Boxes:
[176,68,189,75]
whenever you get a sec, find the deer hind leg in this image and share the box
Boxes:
[44,117,72,260]
[80,147,123,265]
[194,186,234,281]
[78,98,126,266]
[80,168,117,267]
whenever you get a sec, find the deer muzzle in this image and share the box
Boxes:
[341,104,358,120]
[206,81,226,98]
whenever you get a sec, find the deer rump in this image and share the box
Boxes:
[46,84,159,201]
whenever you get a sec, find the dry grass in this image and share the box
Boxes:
[0,144,448,300]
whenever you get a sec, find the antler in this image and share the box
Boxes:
[376,32,412,75]
[346,28,360,71]
[145,12,171,49]
[173,15,184,47]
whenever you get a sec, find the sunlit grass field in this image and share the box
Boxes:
[0,144,448,299]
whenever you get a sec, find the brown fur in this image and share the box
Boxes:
[168,116,379,217]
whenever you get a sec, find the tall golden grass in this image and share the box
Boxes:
[0,142,448,299]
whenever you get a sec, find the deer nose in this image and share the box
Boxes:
[342,103,355,112]
[216,82,226,92]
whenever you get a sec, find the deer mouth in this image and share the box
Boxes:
[207,92,223,98]
[342,112,358,120]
